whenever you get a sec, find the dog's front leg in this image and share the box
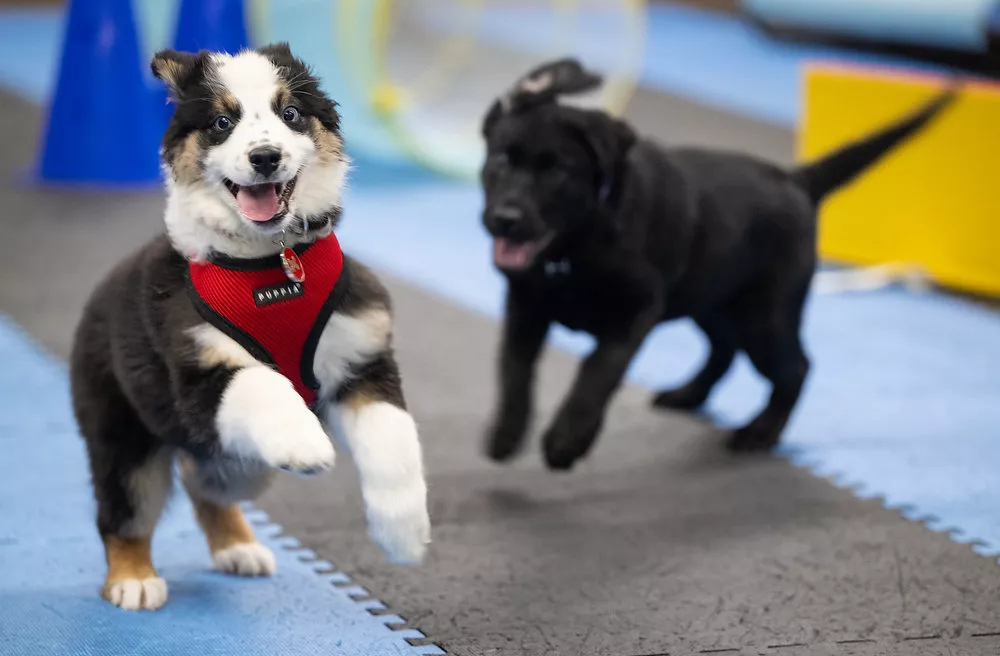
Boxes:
[167,325,336,581]
[179,325,335,473]
[486,288,552,462]
[542,312,658,470]
[326,353,431,566]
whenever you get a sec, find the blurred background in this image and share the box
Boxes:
[1,1,999,654]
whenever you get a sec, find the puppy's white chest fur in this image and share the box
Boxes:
[313,307,393,396]
[184,306,389,498]
[189,305,391,399]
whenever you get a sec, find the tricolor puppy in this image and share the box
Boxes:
[481,59,956,470]
[70,44,430,611]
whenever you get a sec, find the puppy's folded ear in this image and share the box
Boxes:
[482,100,503,138]
[569,110,637,204]
[151,49,206,102]
[502,58,603,112]
[482,59,603,139]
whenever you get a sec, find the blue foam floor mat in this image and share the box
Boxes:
[0,316,443,656]
[340,181,1000,562]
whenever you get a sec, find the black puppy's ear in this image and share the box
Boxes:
[501,58,603,112]
[151,49,205,101]
[482,100,503,138]
[570,110,637,201]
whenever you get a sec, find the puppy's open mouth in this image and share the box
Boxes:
[493,232,554,272]
[224,177,298,226]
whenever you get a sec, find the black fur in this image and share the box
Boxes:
[74,45,422,604]
[151,50,233,157]
[260,42,341,134]
[481,58,957,470]
[71,235,392,537]
[336,352,407,410]
[330,257,405,408]
[151,43,341,166]
[72,237,224,534]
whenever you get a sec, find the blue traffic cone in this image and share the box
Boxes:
[157,0,250,126]
[172,0,250,55]
[37,0,163,186]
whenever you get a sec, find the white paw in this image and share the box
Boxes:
[366,485,432,566]
[104,577,168,611]
[217,367,336,474]
[213,542,276,577]
[259,415,336,475]
[334,401,431,565]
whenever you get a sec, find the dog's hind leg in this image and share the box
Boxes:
[652,315,736,411]
[728,287,810,452]
[180,456,276,577]
[77,387,173,610]
[485,289,552,462]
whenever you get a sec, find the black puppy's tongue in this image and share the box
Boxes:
[494,238,534,270]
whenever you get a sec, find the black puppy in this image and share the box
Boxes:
[480,59,956,470]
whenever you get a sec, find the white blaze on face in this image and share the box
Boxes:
[161,48,349,261]
[205,52,316,189]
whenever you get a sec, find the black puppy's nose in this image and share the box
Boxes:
[248,146,282,177]
[491,206,523,236]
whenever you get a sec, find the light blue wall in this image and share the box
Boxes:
[743,0,994,52]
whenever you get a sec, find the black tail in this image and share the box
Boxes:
[794,84,959,204]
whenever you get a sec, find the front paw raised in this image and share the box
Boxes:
[255,409,335,474]
[218,368,335,474]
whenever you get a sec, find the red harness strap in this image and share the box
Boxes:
[187,235,346,408]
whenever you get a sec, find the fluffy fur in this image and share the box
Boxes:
[480,58,956,470]
[71,44,430,612]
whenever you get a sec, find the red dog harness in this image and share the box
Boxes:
[187,235,347,408]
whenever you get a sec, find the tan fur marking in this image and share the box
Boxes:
[171,132,203,185]
[153,58,186,95]
[190,500,258,554]
[103,535,157,595]
[178,453,197,482]
[343,388,379,412]
[352,306,392,346]
[274,85,291,110]
[212,92,241,118]
[310,116,344,166]
[187,324,260,369]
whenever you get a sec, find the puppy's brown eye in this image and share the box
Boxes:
[282,106,301,123]
[212,115,232,132]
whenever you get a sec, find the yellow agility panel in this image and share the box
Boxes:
[799,64,1000,296]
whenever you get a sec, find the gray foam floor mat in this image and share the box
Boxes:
[1,88,998,656]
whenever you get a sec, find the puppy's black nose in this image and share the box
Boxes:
[490,206,523,237]
[248,146,282,177]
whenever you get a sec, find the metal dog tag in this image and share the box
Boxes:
[280,247,305,283]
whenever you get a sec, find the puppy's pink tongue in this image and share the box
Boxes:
[236,184,280,222]
[493,238,533,270]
